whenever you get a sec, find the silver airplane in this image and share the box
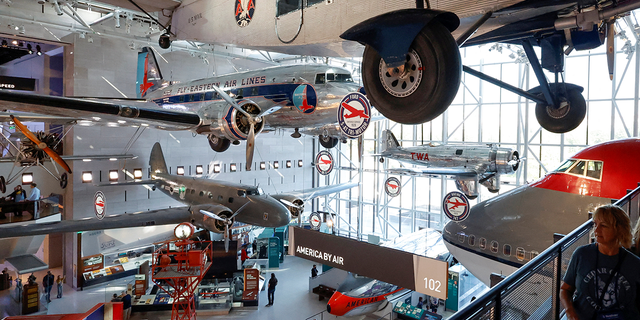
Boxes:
[0,47,371,171]
[374,130,520,198]
[0,143,358,245]
[441,138,640,286]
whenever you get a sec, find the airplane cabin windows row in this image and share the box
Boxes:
[462,232,538,261]
[556,159,603,180]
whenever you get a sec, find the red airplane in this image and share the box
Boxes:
[319,157,332,165]
[342,102,370,119]
[298,87,315,112]
[386,182,399,190]
[443,138,640,286]
[446,199,467,210]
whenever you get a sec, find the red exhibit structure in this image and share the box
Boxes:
[152,237,212,320]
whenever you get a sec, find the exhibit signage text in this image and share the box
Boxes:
[296,246,344,265]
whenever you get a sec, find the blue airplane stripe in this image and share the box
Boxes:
[153,83,302,106]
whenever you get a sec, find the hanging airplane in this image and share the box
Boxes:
[0,47,371,171]
[142,0,640,134]
[0,143,358,249]
[441,138,640,286]
[374,130,521,198]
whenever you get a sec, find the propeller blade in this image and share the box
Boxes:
[257,106,281,119]
[211,85,253,119]
[278,199,302,209]
[245,122,255,171]
[224,223,230,253]
[607,20,615,81]
[11,115,72,173]
[199,210,226,222]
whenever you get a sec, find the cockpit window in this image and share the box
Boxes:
[326,73,353,82]
[568,160,586,175]
[586,161,603,179]
[555,159,576,172]
[344,281,398,298]
[315,74,325,84]
[246,188,264,196]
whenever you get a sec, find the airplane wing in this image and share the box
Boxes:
[276,182,358,201]
[0,206,192,239]
[0,90,202,131]
[386,167,477,177]
[0,111,80,124]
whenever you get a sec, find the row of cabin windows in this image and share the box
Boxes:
[277,0,325,16]
[458,233,539,261]
[554,159,603,180]
[163,185,242,203]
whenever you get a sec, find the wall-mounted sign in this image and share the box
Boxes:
[385,177,401,197]
[443,191,470,222]
[0,76,35,91]
[94,191,106,220]
[315,150,333,175]
[309,212,322,230]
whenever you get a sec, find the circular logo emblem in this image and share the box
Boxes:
[235,0,255,27]
[443,191,470,222]
[338,92,371,138]
[385,177,401,197]
[94,191,106,220]
[309,212,322,230]
[315,150,333,175]
[293,84,317,114]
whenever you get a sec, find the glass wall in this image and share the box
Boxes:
[318,20,640,241]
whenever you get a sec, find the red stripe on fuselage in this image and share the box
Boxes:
[530,138,640,199]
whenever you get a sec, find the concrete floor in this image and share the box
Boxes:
[0,255,456,320]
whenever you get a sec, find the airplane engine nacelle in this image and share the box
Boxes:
[270,194,304,218]
[215,100,264,142]
[493,149,519,174]
[190,204,235,234]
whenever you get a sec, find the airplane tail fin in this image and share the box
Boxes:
[150,143,168,174]
[136,47,166,98]
[380,130,400,153]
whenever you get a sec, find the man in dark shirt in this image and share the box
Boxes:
[311,265,318,278]
[42,271,54,303]
[121,291,132,320]
[267,273,277,306]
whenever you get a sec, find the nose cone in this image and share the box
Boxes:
[240,195,291,227]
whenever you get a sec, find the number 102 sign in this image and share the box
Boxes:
[413,255,448,300]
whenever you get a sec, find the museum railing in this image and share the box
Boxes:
[0,193,62,224]
[448,183,640,320]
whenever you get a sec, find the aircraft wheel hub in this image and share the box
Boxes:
[379,50,423,98]
[546,100,570,119]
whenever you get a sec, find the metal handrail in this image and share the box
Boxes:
[449,183,640,320]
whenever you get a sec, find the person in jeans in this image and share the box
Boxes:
[266,273,277,306]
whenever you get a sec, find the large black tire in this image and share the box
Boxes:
[60,173,68,189]
[159,33,171,49]
[362,21,461,124]
[208,135,231,152]
[320,135,339,149]
[535,85,586,133]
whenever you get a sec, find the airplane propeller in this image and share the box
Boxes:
[211,85,280,171]
[606,19,615,81]
[10,115,72,174]
[200,209,242,252]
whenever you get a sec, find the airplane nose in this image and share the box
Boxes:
[245,196,291,227]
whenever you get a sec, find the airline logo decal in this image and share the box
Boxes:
[292,84,317,114]
[235,0,255,27]
[385,177,401,197]
[338,92,371,138]
[315,150,334,175]
[309,212,322,230]
[443,191,470,221]
[411,152,429,161]
[94,191,106,220]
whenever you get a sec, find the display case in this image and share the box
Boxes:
[196,280,232,311]
[81,245,154,287]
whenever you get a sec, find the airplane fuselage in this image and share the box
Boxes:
[150,172,291,228]
[443,138,640,285]
[383,144,517,175]
[145,64,362,140]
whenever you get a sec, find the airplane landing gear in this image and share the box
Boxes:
[320,135,338,149]
[59,173,68,189]
[534,84,586,133]
[208,135,231,152]
[362,21,461,124]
